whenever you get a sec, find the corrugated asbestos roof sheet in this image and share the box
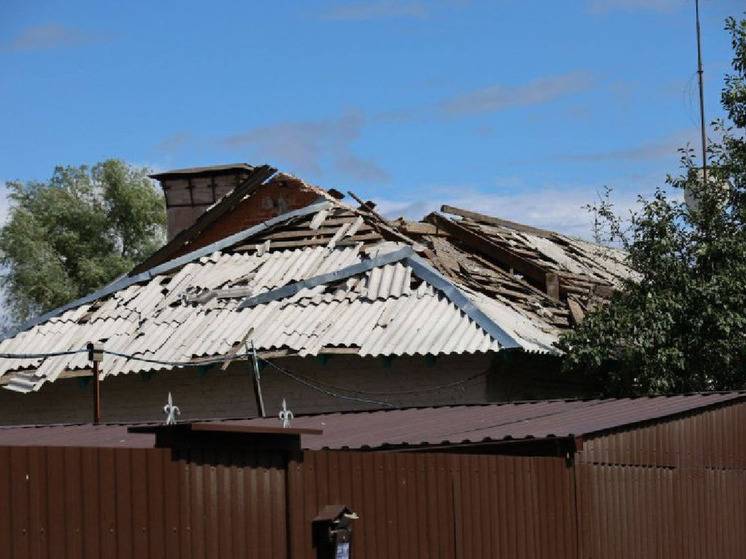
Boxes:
[0,392,742,450]
[0,228,560,392]
[1,196,596,394]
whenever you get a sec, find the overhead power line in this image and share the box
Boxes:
[0,349,87,359]
[0,346,488,408]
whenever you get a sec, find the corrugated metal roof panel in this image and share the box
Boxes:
[0,392,742,450]
[241,391,746,450]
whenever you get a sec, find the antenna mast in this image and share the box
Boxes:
[695,0,707,185]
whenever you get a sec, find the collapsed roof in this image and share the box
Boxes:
[0,165,634,394]
[413,205,635,324]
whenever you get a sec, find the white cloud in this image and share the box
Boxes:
[2,24,100,52]
[440,72,594,115]
[375,178,664,240]
[153,132,192,155]
[0,181,10,226]
[220,112,389,183]
[560,128,697,163]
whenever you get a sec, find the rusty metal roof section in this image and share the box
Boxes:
[243,391,746,450]
[1,392,743,451]
[0,423,155,447]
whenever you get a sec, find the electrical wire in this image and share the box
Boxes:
[102,349,237,368]
[0,349,87,359]
[102,350,485,401]
[333,370,489,396]
[259,359,394,408]
[105,349,395,407]
[0,347,484,407]
[0,347,395,407]
[262,361,488,396]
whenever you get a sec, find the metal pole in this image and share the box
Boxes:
[93,360,101,425]
[250,341,266,417]
[695,0,708,185]
[87,342,102,424]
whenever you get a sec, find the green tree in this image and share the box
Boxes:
[558,15,746,395]
[0,159,166,324]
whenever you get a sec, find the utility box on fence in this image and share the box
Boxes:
[312,505,358,559]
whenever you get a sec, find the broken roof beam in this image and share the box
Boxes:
[345,190,430,251]
[398,222,447,236]
[262,224,373,240]
[235,232,381,251]
[425,212,561,301]
[440,205,557,239]
[347,190,379,214]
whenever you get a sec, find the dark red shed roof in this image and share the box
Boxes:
[0,392,743,451]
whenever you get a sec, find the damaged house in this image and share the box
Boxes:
[0,164,634,425]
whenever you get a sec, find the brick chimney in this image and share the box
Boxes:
[149,163,256,240]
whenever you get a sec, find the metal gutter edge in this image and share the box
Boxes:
[7,199,334,339]
[404,254,520,349]
[579,392,746,441]
[237,246,415,309]
[375,434,578,455]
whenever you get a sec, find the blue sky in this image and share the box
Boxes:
[1,0,742,237]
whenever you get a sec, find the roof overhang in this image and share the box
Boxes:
[149,163,255,180]
[128,422,322,452]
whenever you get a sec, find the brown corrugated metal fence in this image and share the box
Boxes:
[4,402,746,559]
[0,446,578,559]
[288,450,578,559]
[575,401,746,559]
[576,463,746,559]
[0,446,287,559]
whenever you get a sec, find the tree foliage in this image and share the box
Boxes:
[558,16,746,395]
[0,160,166,324]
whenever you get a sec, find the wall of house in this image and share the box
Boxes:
[0,352,585,426]
[0,354,486,425]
